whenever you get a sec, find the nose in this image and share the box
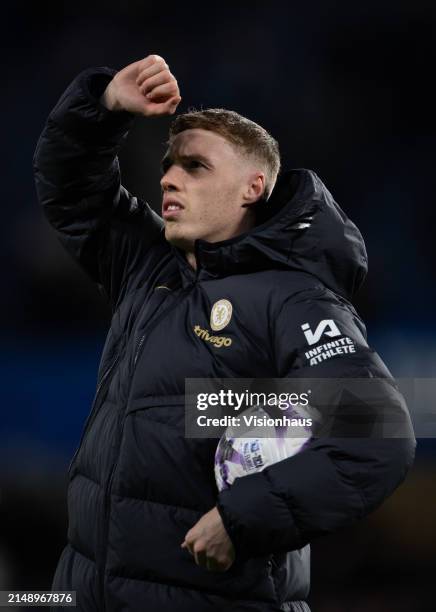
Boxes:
[160,165,182,193]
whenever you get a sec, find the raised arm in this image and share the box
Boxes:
[33,55,181,310]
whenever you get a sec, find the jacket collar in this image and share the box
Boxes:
[170,168,368,299]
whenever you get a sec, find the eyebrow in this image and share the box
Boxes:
[160,152,213,173]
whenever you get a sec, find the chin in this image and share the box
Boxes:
[164,227,194,251]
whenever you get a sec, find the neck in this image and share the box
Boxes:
[186,251,197,270]
[180,212,258,271]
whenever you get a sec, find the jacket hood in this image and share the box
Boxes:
[176,169,368,300]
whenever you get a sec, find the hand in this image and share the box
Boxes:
[181,507,235,572]
[100,54,181,117]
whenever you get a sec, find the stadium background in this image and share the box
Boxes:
[2,0,435,609]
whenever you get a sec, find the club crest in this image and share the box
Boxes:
[210,299,233,331]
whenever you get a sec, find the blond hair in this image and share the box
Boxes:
[168,108,281,200]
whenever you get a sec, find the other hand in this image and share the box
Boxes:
[181,507,235,572]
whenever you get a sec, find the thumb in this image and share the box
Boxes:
[164,95,182,114]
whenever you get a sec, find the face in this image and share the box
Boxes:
[160,128,264,251]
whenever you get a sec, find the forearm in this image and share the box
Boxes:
[217,433,415,561]
[33,67,134,205]
[217,375,416,562]
[31,55,176,304]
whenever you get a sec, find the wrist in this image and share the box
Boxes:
[100,80,122,112]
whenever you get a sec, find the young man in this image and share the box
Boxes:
[33,54,415,612]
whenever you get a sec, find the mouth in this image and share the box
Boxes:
[162,198,185,219]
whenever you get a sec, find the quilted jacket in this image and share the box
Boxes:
[33,67,416,612]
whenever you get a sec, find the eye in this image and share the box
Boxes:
[187,159,205,170]
[160,159,172,175]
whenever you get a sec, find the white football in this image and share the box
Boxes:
[214,403,313,491]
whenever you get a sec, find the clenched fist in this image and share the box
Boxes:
[100,54,181,117]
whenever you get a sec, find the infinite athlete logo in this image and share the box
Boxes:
[210,299,233,331]
[301,319,341,345]
[301,319,356,366]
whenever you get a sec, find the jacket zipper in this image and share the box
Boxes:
[132,276,181,368]
[68,354,121,475]
[133,334,145,367]
[99,283,194,610]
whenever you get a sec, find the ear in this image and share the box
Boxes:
[241,172,266,207]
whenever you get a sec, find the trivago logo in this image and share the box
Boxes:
[193,325,232,348]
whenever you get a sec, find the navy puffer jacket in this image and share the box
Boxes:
[33,67,415,612]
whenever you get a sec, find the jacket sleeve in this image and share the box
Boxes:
[32,66,164,310]
[216,286,416,561]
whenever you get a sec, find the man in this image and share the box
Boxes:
[33,54,415,612]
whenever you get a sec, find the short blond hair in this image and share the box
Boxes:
[168,108,281,200]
